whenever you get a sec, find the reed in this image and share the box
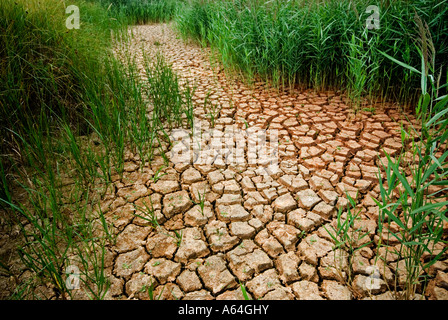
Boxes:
[175,0,448,109]
[97,0,180,24]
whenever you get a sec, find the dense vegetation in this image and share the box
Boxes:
[175,0,448,107]
[97,0,180,24]
[0,0,194,298]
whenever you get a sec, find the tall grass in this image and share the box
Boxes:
[0,0,124,139]
[0,0,194,299]
[96,0,181,24]
[375,19,448,299]
[175,0,448,108]
[175,0,210,45]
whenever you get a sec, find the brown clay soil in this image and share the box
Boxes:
[1,23,447,300]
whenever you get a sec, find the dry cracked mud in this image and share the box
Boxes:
[1,23,447,300]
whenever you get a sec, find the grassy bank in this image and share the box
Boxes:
[96,0,181,24]
[0,0,193,299]
[175,0,448,109]
[1,0,446,300]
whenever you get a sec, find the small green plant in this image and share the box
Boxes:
[362,107,376,114]
[240,282,251,300]
[147,279,165,300]
[216,228,224,241]
[191,190,207,216]
[173,230,184,247]
[202,91,219,128]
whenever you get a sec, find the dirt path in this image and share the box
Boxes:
[86,23,432,300]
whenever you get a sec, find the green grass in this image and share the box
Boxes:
[96,0,181,24]
[175,0,448,109]
[1,0,447,300]
[0,0,194,299]
[375,25,448,299]
[325,193,372,285]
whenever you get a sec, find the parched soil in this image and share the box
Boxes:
[1,23,447,300]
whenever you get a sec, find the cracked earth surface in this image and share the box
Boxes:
[1,23,447,300]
